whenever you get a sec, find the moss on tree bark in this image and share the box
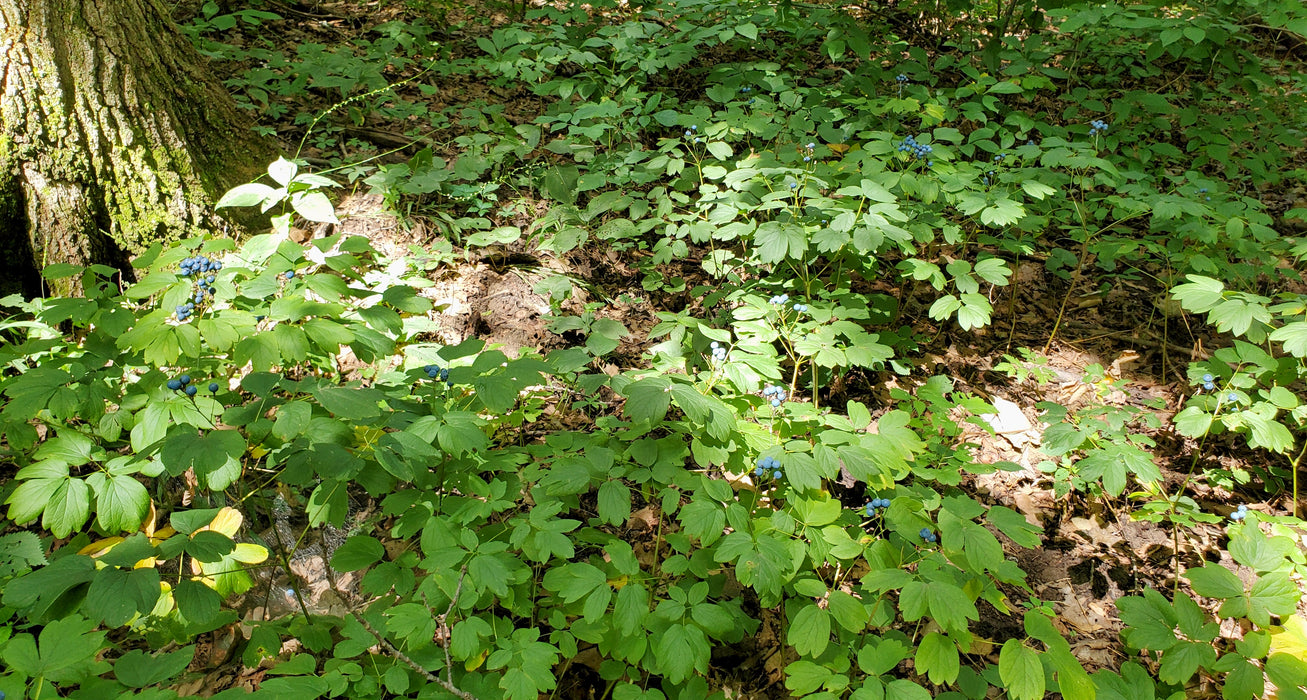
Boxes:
[0,0,274,295]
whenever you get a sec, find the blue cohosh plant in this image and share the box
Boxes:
[4,0,1307,696]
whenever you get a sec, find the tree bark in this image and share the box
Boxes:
[0,0,274,295]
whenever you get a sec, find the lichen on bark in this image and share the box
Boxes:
[0,0,274,294]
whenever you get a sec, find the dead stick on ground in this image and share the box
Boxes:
[327,565,476,700]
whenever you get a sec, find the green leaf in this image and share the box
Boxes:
[1270,320,1307,358]
[87,472,149,533]
[216,182,278,209]
[987,506,1042,548]
[785,660,833,695]
[915,632,960,685]
[788,603,831,657]
[1000,640,1044,700]
[1158,640,1216,684]
[313,385,383,421]
[2,614,107,684]
[753,221,807,263]
[656,623,707,684]
[885,679,932,700]
[980,197,1025,227]
[1222,658,1263,700]
[1246,573,1299,626]
[43,478,90,538]
[623,377,672,424]
[186,530,236,563]
[542,563,606,604]
[1186,564,1244,600]
[1171,276,1225,313]
[597,480,631,526]
[330,535,385,572]
[114,646,196,688]
[175,578,222,624]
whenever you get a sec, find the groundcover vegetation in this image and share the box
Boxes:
[3,0,1307,698]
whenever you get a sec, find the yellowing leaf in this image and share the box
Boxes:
[204,507,244,537]
[231,542,269,564]
[1270,614,1307,660]
[79,537,125,557]
[465,648,489,671]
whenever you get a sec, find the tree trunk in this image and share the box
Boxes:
[0,0,274,295]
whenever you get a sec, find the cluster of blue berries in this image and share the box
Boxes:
[166,374,220,397]
[792,302,808,313]
[1198,187,1210,201]
[755,455,783,480]
[741,87,756,104]
[864,498,890,516]
[895,74,909,83]
[175,255,222,320]
[423,364,452,384]
[992,152,1008,163]
[1089,119,1109,136]
[1229,504,1249,521]
[1200,374,1239,402]
[709,341,728,362]
[802,142,816,163]
[683,125,701,143]
[918,527,938,543]
[762,384,786,407]
[769,293,790,305]
[897,135,934,166]
[1201,373,1217,392]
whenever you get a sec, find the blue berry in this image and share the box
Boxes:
[167,379,182,391]
[1199,188,1208,194]
[209,382,220,392]
[1202,373,1214,382]
[285,271,295,279]
[771,398,781,407]
[865,503,875,517]
[773,470,782,479]
[440,368,450,381]
[179,375,191,386]
[185,385,198,396]
[1227,392,1238,402]
[1204,381,1216,391]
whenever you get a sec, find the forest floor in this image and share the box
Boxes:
[167,1,1307,697]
